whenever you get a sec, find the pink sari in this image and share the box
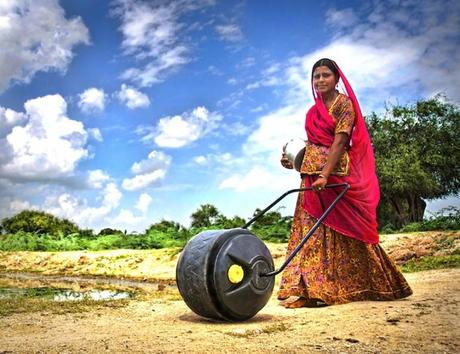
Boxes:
[303,64,380,244]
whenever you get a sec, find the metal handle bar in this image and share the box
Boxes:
[247,183,350,277]
[242,183,348,229]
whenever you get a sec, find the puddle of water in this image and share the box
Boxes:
[0,286,134,301]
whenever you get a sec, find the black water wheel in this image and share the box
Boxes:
[176,228,274,321]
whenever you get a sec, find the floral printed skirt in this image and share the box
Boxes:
[277,182,413,304]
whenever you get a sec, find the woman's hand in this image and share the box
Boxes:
[280,153,294,169]
[312,175,328,192]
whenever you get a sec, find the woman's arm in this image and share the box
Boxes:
[312,132,349,191]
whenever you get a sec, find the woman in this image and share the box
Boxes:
[278,58,412,308]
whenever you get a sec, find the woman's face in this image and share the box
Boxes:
[312,66,338,95]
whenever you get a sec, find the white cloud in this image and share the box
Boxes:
[43,182,122,227]
[219,166,293,192]
[243,106,306,158]
[246,76,280,90]
[9,199,35,214]
[122,170,166,191]
[110,209,144,226]
[122,150,171,191]
[117,83,150,109]
[320,0,460,103]
[102,182,123,209]
[131,150,171,174]
[154,106,222,148]
[237,57,256,69]
[208,65,223,76]
[227,78,238,85]
[250,105,266,113]
[220,121,251,137]
[326,8,358,29]
[87,169,110,189]
[0,106,27,136]
[193,152,234,166]
[215,23,243,42]
[135,193,152,214]
[0,94,89,181]
[88,128,103,142]
[193,155,208,165]
[113,0,214,87]
[0,0,90,93]
[78,88,107,114]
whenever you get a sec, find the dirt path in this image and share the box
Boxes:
[0,268,458,353]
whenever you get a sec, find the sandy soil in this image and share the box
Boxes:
[0,231,459,353]
[0,269,458,353]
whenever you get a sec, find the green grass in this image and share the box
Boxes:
[0,231,187,252]
[400,255,460,273]
[0,297,129,317]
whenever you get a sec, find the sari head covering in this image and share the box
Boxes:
[304,59,380,244]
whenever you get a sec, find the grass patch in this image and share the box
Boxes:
[262,322,289,334]
[400,255,460,273]
[226,323,289,338]
[0,297,130,317]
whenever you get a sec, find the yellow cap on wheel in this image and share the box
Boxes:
[227,264,244,284]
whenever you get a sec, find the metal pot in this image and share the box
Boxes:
[283,138,306,172]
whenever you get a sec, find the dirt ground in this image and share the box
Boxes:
[0,232,459,353]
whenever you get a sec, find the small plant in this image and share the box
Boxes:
[400,255,460,273]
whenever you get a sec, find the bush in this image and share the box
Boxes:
[98,228,123,236]
[1,210,80,236]
[380,207,460,234]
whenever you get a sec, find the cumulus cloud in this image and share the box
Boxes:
[0,94,89,181]
[122,150,171,191]
[117,83,150,109]
[319,0,460,103]
[219,166,293,192]
[0,106,27,136]
[154,106,222,148]
[0,0,90,93]
[9,199,35,214]
[193,155,208,165]
[193,152,234,166]
[112,0,215,87]
[43,182,122,227]
[88,128,103,142]
[87,169,110,189]
[326,8,358,29]
[110,209,144,226]
[246,76,280,90]
[215,23,243,42]
[135,193,152,213]
[122,170,166,191]
[78,88,107,114]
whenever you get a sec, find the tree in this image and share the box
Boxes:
[98,228,123,236]
[1,210,80,236]
[249,208,292,242]
[367,96,460,228]
[146,220,182,233]
[145,219,190,241]
[190,204,221,228]
[213,214,246,229]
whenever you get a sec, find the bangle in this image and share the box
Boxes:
[319,173,328,179]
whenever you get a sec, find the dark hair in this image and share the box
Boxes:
[312,58,339,80]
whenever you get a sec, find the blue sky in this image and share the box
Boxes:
[0,0,459,232]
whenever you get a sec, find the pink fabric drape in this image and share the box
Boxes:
[303,62,380,244]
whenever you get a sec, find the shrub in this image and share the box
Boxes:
[1,210,79,236]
